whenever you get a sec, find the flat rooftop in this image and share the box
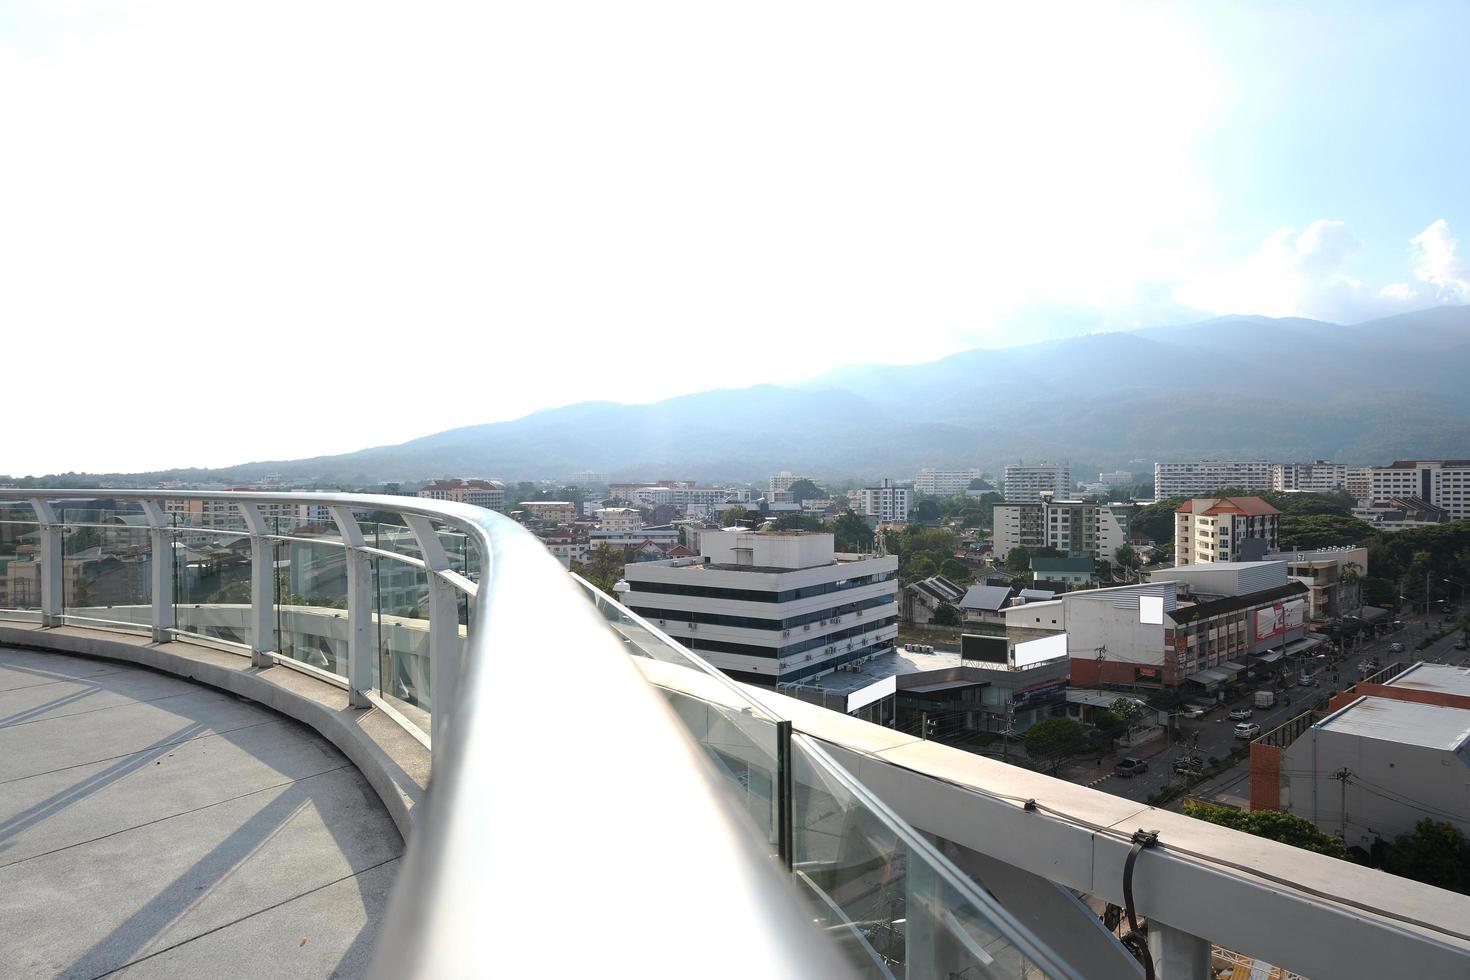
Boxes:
[1385,662,1470,699]
[777,648,961,696]
[1317,696,1470,751]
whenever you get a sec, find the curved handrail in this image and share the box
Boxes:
[0,489,852,976]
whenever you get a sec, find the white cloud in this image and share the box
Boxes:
[1379,282,1418,301]
[1409,219,1470,301]
[1171,219,1370,321]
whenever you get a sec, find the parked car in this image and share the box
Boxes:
[1178,704,1207,719]
[1298,675,1319,688]
[1233,722,1262,739]
[1173,756,1205,775]
[1390,642,1404,654]
[1455,640,1467,651]
[1228,707,1253,721]
[1113,757,1149,777]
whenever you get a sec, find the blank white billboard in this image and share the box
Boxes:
[1139,595,1164,625]
[846,674,897,713]
[1013,632,1068,668]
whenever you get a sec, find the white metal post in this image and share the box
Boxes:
[140,500,175,643]
[238,503,277,668]
[28,498,63,627]
[404,514,462,750]
[330,505,375,708]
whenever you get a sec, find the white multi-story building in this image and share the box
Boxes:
[1154,461,1271,499]
[1367,460,1470,521]
[619,531,898,684]
[768,472,812,495]
[1270,461,1348,494]
[992,498,1130,562]
[1174,497,1280,566]
[417,478,505,512]
[1097,470,1134,486]
[520,501,578,525]
[914,467,982,496]
[859,479,912,524]
[594,507,643,532]
[1002,464,1071,503]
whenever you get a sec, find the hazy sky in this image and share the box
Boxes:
[3,1,1468,476]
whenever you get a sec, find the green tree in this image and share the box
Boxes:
[831,510,875,552]
[1092,708,1127,740]
[1381,819,1470,893]
[940,557,974,585]
[904,554,938,582]
[914,498,941,523]
[785,479,825,504]
[1109,696,1149,741]
[1278,514,1375,550]
[1114,544,1141,580]
[1182,802,1347,858]
[773,513,825,532]
[1006,545,1033,573]
[1024,717,1088,773]
[721,505,751,527]
[579,544,625,593]
[931,602,962,627]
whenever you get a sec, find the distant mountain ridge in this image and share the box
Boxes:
[65,306,1470,485]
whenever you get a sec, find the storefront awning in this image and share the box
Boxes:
[1282,635,1325,656]
[1360,605,1389,623]
[1221,660,1248,674]
[1187,668,1229,687]
[1254,651,1284,664]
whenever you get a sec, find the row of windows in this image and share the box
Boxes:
[627,593,895,631]
[677,616,898,660]
[625,571,894,604]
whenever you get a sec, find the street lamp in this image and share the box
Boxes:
[1444,578,1466,613]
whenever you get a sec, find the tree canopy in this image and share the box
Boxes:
[1182,802,1347,858]
[1278,514,1375,550]
[831,510,875,552]
[1024,717,1088,772]
[785,479,825,503]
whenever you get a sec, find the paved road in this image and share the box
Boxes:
[1070,610,1469,806]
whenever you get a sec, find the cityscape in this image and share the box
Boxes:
[7,1,1470,978]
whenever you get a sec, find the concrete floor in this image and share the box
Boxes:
[0,646,402,979]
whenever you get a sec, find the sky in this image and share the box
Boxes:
[2,1,1468,476]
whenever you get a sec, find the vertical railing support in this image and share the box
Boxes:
[28,498,63,627]
[140,500,175,643]
[1148,919,1212,979]
[776,719,794,871]
[331,505,375,708]
[238,503,277,668]
[405,514,462,751]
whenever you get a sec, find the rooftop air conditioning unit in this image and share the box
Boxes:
[782,629,790,637]
[688,623,698,630]
[804,624,811,631]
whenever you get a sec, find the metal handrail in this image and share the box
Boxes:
[0,489,851,977]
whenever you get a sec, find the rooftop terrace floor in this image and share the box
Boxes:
[0,645,400,979]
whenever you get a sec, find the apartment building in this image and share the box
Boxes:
[1352,496,1451,531]
[520,501,578,525]
[992,498,1130,562]
[1097,470,1134,486]
[1154,460,1271,499]
[594,507,643,532]
[417,478,505,512]
[1345,467,1373,502]
[768,472,813,494]
[1367,460,1470,520]
[1002,464,1071,503]
[859,479,913,524]
[914,467,982,496]
[1174,496,1280,565]
[619,531,899,684]
[1270,461,1348,494]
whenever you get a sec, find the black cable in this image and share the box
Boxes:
[1122,829,1159,980]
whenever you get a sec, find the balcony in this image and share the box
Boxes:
[2,490,1469,978]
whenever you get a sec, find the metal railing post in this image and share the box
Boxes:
[140,500,175,643]
[331,505,375,708]
[404,514,462,751]
[1147,920,1212,979]
[238,503,277,668]
[28,498,63,627]
[776,719,794,871]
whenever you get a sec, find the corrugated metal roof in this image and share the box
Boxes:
[959,584,1014,611]
[1317,696,1470,751]
[1385,663,1470,699]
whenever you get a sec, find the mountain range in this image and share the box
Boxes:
[57,306,1470,486]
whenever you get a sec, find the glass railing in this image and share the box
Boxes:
[576,575,1077,979]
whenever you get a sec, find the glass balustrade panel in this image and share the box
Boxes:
[171,527,253,650]
[60,516,151,634]
[274,538,350,677]
[0,505,41,622]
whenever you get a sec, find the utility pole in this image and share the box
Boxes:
[1335,767,1352,840]
[1000,702,1016,764]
